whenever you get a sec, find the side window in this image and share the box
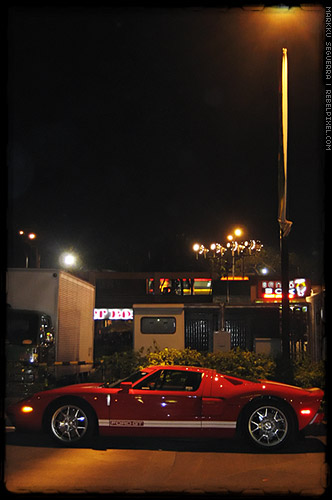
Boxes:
[134,370,164,390]
[162,370,202,391]
[134,370,202,392]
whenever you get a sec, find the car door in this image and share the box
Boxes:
[201,371,238,437]
[106,368,206,437]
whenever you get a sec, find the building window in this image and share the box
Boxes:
[141,317,176,334]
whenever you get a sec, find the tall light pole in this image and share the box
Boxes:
[227,228,244,278]
[278,48,293,361]
[18,230,40,268]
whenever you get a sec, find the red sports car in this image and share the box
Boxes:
[6,365,324,450]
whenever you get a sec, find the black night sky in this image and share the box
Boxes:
[7,6,325,277]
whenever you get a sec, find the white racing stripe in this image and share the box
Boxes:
[99,419,109,426]
[143,420,201,428]
[98,419,236,429]
[202,421,236,429]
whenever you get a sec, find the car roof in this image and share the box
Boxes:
[148,365,211,373]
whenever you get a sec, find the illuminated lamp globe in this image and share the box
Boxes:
[63,254,76,266]
[60,252,78,268]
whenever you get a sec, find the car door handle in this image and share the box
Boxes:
[202,397,225,402]
[107,395,111,406]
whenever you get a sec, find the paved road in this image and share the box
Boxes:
[4,431,327,496]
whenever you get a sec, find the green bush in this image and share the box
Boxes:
[205,348,276,381]
[293,355,325,390]
[143,346,204,368]
[96,347,275,384]
[97,350,145,383]
[93,347,325,390]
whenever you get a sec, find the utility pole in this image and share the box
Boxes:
[278,48,293,362]
[280,228,290,358]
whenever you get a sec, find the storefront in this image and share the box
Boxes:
[84,271,320,359]
[254,278,311,357]
[94,308,134,355]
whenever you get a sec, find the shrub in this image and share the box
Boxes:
[98,349,145,383]
[143,346,204,368]
[93,348,324,390]
[293,355,325,390]
[205,348,276,381]
[95,347,275,383]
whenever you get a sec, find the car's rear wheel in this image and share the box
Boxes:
[242,400,294,450]
[47,400,96,445]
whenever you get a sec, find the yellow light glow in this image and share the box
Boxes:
[28,233,36,240]
[193,243,200,252]
[282,47,288,196]
[234,228,242,237]
[227,235,233,241]
[21,406,33,413]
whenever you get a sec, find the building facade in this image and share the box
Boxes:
[78,271,324,360]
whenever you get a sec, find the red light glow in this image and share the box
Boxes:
[300,409,311,415]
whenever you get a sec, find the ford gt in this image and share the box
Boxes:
[6,365,324,450]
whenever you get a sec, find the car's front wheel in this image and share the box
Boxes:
[47,400,96,445]
[242,400,294,450]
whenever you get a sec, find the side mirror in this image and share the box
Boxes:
[120,381,133,393]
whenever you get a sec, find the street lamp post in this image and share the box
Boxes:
[193,233,262,278]
[278,48,293,362]
[18,230,40,268]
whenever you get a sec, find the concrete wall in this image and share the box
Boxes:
[133,304,185,352]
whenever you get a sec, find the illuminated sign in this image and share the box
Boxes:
[220,276,249,281]
[147,278,212,295]
[258,279,310,300]
[94,308,133,320]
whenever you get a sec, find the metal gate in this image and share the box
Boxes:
[224,318,249,349]
[185,311,217,351]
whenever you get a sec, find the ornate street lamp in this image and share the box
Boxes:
[193,235,262,278]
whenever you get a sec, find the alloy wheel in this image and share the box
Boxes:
[248,405,288,447]
[51,405,89,443]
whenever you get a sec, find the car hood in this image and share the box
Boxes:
[29,382,104,398]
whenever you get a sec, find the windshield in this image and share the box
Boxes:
[101,370,150,388]
[6,310,48,345]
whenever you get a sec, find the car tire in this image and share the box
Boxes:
[46,398,96,446]
[241,399,295,450]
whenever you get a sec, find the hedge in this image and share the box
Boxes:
[94,347,325,389]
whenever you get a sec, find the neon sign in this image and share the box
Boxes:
[258,279,310,300]
[94,308,133,320]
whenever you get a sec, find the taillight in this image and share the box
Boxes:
[300,409,311,415]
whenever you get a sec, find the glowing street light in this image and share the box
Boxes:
[18,230,40,268]
[193,243,209,259]
[193,235,262,277]
[59,251,78,269]
[64,253,76,266]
